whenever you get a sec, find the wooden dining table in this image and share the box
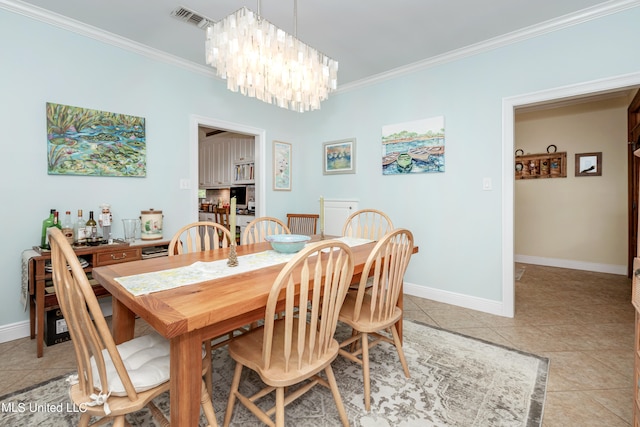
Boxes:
[92,235,416,426]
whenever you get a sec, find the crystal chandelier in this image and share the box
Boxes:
[205,2,338,112]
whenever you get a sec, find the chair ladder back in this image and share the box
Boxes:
[342,209,394,241]
[242,217,291,245]
[214,207,230,228]
[262,241,354,372]
[49,228,139,401]
[168,221,231,255]
[354,229,414,324]
[286,213,319,235]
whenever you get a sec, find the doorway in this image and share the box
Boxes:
[502,72,640,317]
[189,115,266,221]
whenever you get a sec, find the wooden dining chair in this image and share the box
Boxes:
[337,228,414,411]
[48,228,218,427]
[242,216,290,245]
[223,240,355,427]
[168,220,231,254]
[286,213,319,235]
[342,208,394,240]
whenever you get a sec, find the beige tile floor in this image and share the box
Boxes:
[0,263,634,425]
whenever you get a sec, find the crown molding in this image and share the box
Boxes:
[0,0,218,78]
[2,0,639,90]
[337,0,640,93]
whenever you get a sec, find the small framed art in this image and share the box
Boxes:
[575,152,602,177]
[323,138,356,175]
[273,141,291,191]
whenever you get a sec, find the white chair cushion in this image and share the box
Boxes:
[91,332,170,396]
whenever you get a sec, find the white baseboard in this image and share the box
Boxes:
[0,299,113,344]
[404,282,509,317]
[515,254,626,275]
[0,320,31,343]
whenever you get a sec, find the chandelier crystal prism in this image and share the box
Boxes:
[205,6,338,112]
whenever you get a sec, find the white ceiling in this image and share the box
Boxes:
[9,0,625,87]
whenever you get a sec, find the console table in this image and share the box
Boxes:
[24,239,168,357]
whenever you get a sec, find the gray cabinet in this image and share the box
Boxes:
[199,136,254,189]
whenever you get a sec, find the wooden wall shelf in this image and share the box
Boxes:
[515,152,567,179]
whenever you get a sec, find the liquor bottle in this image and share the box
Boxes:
[86,211,98,243]
[61,211,74,244]
[40,209,55,250]
[74,209,86,246]
[53,211,62,230]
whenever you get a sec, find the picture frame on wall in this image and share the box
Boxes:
[46,102,146,177]
[273,141,291,191]
[323,138,356,175]
[575,152,602,177]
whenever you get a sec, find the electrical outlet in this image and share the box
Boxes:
[179,179,191,190]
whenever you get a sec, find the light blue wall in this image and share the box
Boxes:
[1,5,640,333]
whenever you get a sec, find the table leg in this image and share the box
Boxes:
[170,332,203,426]
[111,297,135,344]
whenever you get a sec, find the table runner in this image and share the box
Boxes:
[116,237,372,296]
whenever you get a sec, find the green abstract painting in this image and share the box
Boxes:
[47,102,146,177]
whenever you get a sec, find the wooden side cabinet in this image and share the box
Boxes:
[27,240,168,357]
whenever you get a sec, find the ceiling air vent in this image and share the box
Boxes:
[170,6,211,29]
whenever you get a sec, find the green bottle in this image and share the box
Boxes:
[40,209,55,250]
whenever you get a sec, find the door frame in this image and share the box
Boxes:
[189,115,267,221]
[502,72,640,317]
[628,89,640,276]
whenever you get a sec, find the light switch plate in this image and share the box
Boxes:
[482,177,492,191]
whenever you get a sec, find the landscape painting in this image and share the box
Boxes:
[46,102,146,177]
[382,116,445,175]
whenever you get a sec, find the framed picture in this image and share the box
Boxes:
[382,116,445,175]
[46,102,146,177]
[323,138,356,175]
[273,141,291,191]
[575,152,602,177]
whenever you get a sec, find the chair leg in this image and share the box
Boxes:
[79,413,91,427]
[275,386,285,427]
[201,379,219,427]
[390,323,410,378]
[325,366,349,427]
[361,332,371,411]
[223,362,243,427]
[147,402,170,427]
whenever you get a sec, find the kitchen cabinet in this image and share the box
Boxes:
[199,135,255,188]
[199,139,232,188]
[198,140,215,187]
[211,140,233,187]
[237,214,255,237]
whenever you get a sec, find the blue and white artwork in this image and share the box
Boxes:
[382,116,445,175]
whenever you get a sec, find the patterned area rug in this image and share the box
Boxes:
[0,321,548,426]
